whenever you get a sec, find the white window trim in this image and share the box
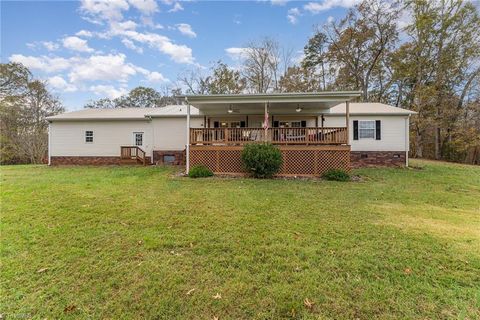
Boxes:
[358,120,375,140]
[133,132,144,146]
[85,130,94,143]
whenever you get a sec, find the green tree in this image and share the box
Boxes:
[392,0,480,159]
[207,61,246,94]
[323,0,399,101]
[278,66,318,93]
[302,32,328,91]
[0,62,64,164]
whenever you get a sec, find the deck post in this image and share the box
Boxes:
[186,98,191,174]
[346,100,350,145]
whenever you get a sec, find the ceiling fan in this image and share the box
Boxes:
[227,104,240,113]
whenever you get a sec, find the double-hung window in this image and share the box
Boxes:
[358,121,375,139]
[134,132,143,146]
[85,130,94,143]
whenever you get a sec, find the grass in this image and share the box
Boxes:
[1,160,479,319]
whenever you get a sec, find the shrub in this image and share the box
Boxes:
[322,169,350,181]
[188,165,213,178]
[241,143,282,178]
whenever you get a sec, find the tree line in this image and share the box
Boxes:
[1,0,479,164]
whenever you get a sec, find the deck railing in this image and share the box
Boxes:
[120,146,146,165]
[190,127,348,145]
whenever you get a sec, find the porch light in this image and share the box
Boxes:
[228,105,233,113]
[296,105,302,112]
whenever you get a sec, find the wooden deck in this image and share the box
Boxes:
[190,127,348,146]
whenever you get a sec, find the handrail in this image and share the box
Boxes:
[190,127,348,145]
[120,146,146,165]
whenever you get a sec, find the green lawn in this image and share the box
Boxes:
[1,160,479,319]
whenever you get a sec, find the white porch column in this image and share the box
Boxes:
[346,100,350,145]
[185,99,191,174]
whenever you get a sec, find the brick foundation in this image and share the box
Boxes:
[50,156,151,165]
[50,156,121,165]
[153,150,185,165]
[351,151,406,168]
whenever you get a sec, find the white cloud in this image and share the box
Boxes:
[287,7,301,24]
[146,71,168,83]
[80,0,129,21]
[9,54,72,73]
[90,84,128,99]
[225,47,250,61]
[48,76,77,92]
[68,53,137,83]
[120,30,195,64]
[109,20,138,35]
[128,0,158,15]
[327,16,335,24]
[304,0,359,13]
[168,2,184,12]
[271,0,288,5]
[76,30,94,37]
[62,36,94,53]
[176,23,197,38]
[122,38,143,53]
[42,41,60,51]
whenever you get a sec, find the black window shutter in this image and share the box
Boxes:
[301,120,307,127]
[273,120,279,127]
[240,121,246,128]
[353,120,359,140]
[375,120,381,140]
[213,121,219,128]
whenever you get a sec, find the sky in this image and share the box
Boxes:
[1,0,360,111]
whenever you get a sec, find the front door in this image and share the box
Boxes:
[133,132,144,147]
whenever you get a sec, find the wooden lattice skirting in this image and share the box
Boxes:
[189,145,351,177]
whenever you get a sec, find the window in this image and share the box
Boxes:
[358,121,375,139]
[85,130,93,143]
[134,132,143,146]
[279,121,302,128]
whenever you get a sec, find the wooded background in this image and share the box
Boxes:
[1,0,479,164]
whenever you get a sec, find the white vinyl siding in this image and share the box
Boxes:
[152,117,203,151]
[322,115,409,151]
[50,120,153,157]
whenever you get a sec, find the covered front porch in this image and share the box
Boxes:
[180,92,361,176]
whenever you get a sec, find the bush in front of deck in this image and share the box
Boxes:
[188,165,214,178]
[241,143,282,178]
[322,169,350,181]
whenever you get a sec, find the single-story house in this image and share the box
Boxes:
[46,92,416,176]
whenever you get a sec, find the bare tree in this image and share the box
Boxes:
[242,37,282,93]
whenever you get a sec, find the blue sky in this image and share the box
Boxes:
[1,0,357,110]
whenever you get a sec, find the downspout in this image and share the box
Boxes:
[405,115,410,167]
[185,97,191,174]
[48,122,51,166]
[147,115,154,164]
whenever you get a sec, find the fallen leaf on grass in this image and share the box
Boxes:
[404,268,412,275]
[137,240,143,245]
[186,288,196,295]
[64,305,77,313]
[212,293,222,300]
[37,268,49,273]
[213,317,219,320]
[304,298,314,309]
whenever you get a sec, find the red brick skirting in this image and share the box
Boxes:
[50,156,151,165]
[51,156,121,165]
[153,150,185,165]
[351,151,406,168]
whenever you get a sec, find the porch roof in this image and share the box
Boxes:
[177,91,362,115]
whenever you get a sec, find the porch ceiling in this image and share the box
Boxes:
[177,92,362,115]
